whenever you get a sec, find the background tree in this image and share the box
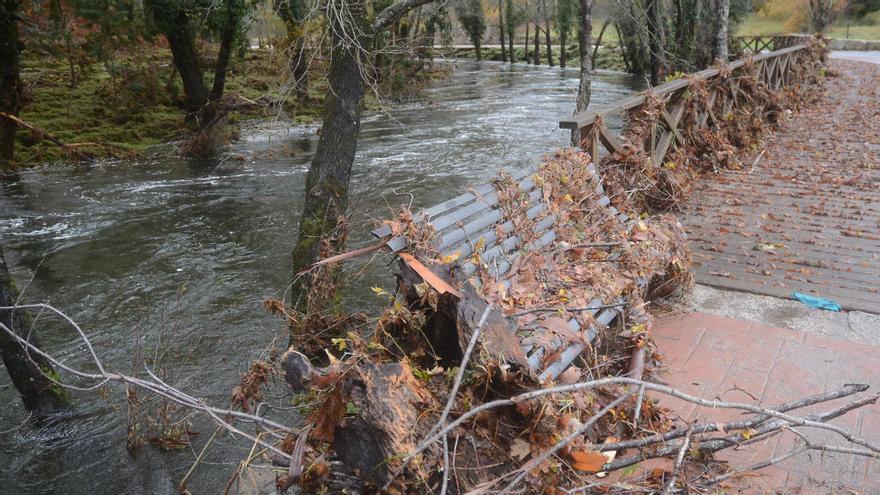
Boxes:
[809,0,838,31]
[144,0,251,128]
[714,0,730,60]
[540,0,553,65]
[575,0,592,113]
[498,0,507,61]
[557,0,577,67]
[1,244,71,419]
[275,0,310,99]
[0,0,23,164]
[504,0,522,62]
[458,0,487,60]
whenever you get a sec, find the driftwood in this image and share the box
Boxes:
[0,112,127,160]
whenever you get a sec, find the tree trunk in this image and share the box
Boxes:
[591,19,608,69]
[810,0,832,33]
[276,0,309,99]
[498,0,507,62]
[646,0,666,85]
[0,245,71,419]
[0,0,22,165]
[576,0,593,114]
[560,29,567,68]
[541,0,553,66]
[713,0,730,62]
[533,26,541,64]
[200,2,240,127]
[506,0,515,62]
[524,22,530,62]
[290,5,365,320]
[161,7,209,117]
[475,38,482,60]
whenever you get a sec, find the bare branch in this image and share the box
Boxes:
[370,0,437,35]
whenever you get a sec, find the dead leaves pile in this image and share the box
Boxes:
[599,35,830,214]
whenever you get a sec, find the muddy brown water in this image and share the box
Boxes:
[0,60,643,494]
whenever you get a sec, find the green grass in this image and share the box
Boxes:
[737,13,880,40]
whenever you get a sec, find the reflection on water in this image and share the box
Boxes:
[0,60,643,494]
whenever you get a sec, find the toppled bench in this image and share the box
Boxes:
[371,150,654,382]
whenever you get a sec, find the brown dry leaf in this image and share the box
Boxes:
[569,449,608,472]
[308,386,345,443]
[509,437,531,461]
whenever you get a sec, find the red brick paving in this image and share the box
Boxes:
[653,311,880,494]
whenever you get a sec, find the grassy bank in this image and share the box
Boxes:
[737,13,880,40]
[13,45,450,166]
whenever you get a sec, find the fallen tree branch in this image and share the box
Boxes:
[606,391,880,471]
[388,377,880,487]
[599,383,869,452]
[660,427,692,495]
[0,304,295,463]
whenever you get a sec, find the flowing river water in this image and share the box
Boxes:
[0,60,643,494]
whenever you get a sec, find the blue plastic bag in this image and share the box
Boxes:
[792,292,842,312]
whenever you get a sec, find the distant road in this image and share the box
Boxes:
[829,50,880,64]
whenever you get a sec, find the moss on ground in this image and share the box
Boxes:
[11,45,450,167]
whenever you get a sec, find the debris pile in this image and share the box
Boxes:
[276,149,694,493]
[597,35,829,213]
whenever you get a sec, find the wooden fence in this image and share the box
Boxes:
[734,35,808,56]
[559,43,810,167]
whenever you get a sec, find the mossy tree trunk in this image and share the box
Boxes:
[290,0,435,334]
[0,0,22,165]
[290,10,364,322]
[0,245,71,419]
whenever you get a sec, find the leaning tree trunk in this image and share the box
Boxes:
[161,8,209,118]
[0,0,22,164]
[713,0,730,62]
[498,0,507,62]
[290,18,364,322]
[591,19,608,68]
[199,3,239,128]
[0,245,71,419]
[209,12,237,102]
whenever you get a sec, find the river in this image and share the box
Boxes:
[0,60,643,494]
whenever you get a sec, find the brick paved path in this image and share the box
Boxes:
[654,312,880,494]
[679,59,880,314]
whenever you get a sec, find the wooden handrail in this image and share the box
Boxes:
[559,43,809,131]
